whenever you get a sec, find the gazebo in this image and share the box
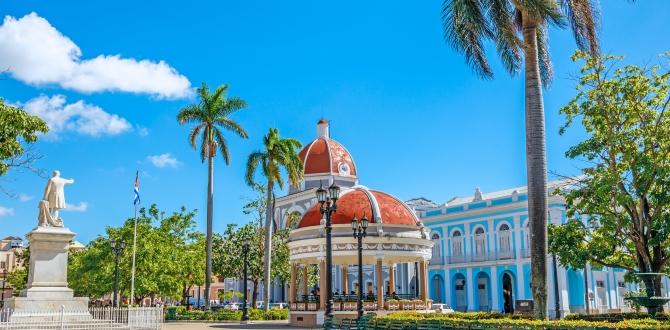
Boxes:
[287,185,434,327]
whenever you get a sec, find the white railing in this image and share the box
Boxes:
[0,306,162,330]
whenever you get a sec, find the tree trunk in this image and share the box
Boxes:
[522,13,549,320]
[252,279,259,309]
[205,155,214,310]
[262,180,274,311]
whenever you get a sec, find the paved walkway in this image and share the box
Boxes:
[164,321,313,330]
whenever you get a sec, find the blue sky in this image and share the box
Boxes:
[1,1,668,243]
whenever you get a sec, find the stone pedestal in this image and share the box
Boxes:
[5,226,90,322]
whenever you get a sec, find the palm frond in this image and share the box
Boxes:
[517,0,565,27]
[489,0,522,75]
[245,151,267,186]
[560,0,600,56]
[221,97,249,117]
[198,82,210,111]
[177,104,205,125]
[536,23,554,87]
[442,0,494,78]
[188,124,205,150]
[213,129,230,164]
[215,118,249,139]
[210,84,229,106]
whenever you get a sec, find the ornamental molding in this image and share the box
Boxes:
[289,242,432,257]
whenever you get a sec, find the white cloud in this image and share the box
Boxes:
[65,202,88,212]
[0,206,15,217]
[0,13,192,99]
[18,193,33,202]
[147,153,180,168]
[137,126,149,137]
[20,94,132,139]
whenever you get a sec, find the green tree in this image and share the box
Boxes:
[5,268,27,295]
[177,82,249,310]
[68,205,205,304]
[245,128,303,310]
[213,184,292,308]
[441,0,600,319]
[4,247,29,296]
[0,99,48,178]
[550,51,670,305]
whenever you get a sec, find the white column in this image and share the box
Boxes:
[516,263,525,299]
[445,271,452,306]
[607,268,620,308]
[557,265,570,315]
[487,219,495,259]
[466,268,475,311]
[491,266,499,312]
[464,226,471,261]
[513,216,522,259]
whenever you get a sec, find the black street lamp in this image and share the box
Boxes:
[316,181,340,318]
[1,269,7,308]
[241,240,250,322]
[110,239,126,308]
[351,213,369,320]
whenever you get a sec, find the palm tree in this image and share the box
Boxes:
[177,82,249,310]
[441,0,599,319]
[245,128,303,311]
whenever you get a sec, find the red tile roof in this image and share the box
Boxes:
[297,187,418,229]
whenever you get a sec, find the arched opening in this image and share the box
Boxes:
[502,272,515,314]
[474,227,487,261]
[453,273,467,312]
[431,275,444,303]
[431,233,442,264]
[498,223,512,259]
[451,230,464,263]
[476,272,491,311]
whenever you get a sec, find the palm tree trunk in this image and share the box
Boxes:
[262,180,274,311]
[205,155,214,310]
[522,14,549,320]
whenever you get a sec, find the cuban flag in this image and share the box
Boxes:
[133,171,140,206]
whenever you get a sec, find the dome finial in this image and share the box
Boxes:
[317,118,329,138]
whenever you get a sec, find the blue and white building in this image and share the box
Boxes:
[418,184,670,316]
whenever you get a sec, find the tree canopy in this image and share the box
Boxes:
[0,99,48,177]
[550,51,670,293]
[68,204,205,303]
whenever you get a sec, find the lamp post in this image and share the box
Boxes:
[241,240,250,322]
[316,182,340,318]
[1,269,6,308]
[351,213,369,319]
[110,239,126,308]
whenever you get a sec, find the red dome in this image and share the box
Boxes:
[297,187,419,229]
[298,137,357,177]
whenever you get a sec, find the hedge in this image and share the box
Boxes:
[565,312,670,322]
[365,312,670,329]
[164,306,288,321]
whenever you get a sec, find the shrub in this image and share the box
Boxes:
[165,307,288,321]
[565,312,670,322]
[374,312,670,329]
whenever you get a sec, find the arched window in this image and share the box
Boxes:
[431,233,442,261]
[451,230,464,262]
[474,227,486,260]
[498,224,512,259]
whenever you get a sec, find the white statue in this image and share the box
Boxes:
[38,170,74,227]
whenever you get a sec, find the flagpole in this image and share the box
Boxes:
[131,201,137,306]
[131,171,139,306]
